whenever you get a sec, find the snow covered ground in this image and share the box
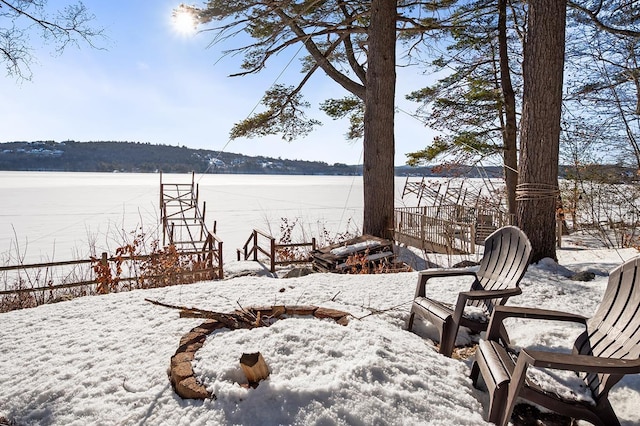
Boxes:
[1,242,639,425]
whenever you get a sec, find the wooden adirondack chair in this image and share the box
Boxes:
[406,225,532,357]
[471,256,640,426]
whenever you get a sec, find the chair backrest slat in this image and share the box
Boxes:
[472,226,532,311]
[484,234,515,287]
[579,257,640,398]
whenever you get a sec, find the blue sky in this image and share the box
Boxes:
[0,1,437,166]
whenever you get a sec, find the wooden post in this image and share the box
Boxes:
[162,203,167,246]
[159,171,163,212]
[217,240,223,279]
[200,201,206,241]
[101,252,109,294]
[270,237,276,273]
[470,224,476,254]
[252,231,258,261]
[240,352,270,386]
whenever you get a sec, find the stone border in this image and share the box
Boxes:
[169,305,350,399]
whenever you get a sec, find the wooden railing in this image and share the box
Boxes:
[201,231,224,279]
[237,229,317,273]
[394,207,476,254]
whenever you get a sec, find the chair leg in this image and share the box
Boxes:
[498,358,529,426]
[594,399,621,426]
[438,317,457,357]
[470,358,509,424]
[488,383,508,425]
[406,310,415,331]
[470,361,480,387]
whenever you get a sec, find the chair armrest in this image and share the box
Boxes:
[419,269,478,278]
[452,288,522,324]
[485,305,588,341]
[414,269,478,298]
[519,348,640,375]
[459,287,522,301]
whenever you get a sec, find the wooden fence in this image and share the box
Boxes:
[0,242,223,310]
[393,203,516,255]
[394,207,476,254]
[237,229,317,273]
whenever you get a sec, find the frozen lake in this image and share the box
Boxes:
[1,171,420,264]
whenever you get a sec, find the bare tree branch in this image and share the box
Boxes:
[0,0,104,80]
[568,0,640,37]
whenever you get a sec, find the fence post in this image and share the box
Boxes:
[253,231,258,262]
[101,252,109,294]
[470,224,476,254]
[270,237,276,273]
[218,240,224,279]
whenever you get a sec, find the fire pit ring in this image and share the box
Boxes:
[169,305,350,399]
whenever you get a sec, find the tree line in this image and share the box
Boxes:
[0,140,359,175]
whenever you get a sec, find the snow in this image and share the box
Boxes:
[330,240,381,256]
[1,243,640,425]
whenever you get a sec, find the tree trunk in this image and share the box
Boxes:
[363,0,396,240]
[516,0,567,262]
[498,0,518,218]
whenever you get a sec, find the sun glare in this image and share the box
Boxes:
[172,6,197,35]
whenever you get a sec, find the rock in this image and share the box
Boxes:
[171,361,194,384]
[176,376,210,400]
[570,271,596,282]
[314,307,350,325]
[179,331,207,348]
[171,351,194,366]
[283,267,315,278]
[48,294,75,304]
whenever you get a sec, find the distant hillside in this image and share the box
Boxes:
[0,140,505,177]
[0,141,357,175]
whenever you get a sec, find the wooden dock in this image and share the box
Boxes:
[160,172,224,279]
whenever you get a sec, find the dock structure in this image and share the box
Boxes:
[396,177,511,254]
[160,172,223,279]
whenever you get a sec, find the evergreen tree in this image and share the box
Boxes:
[179,0,446,239]
[405,0,526,216]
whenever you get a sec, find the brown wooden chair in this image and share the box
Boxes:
[471,256,640,426]
[406,225,532,357]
